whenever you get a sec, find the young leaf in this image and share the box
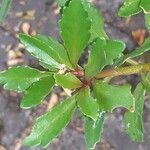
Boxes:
[85,38,125,79]
[118,0,142,17]
[0,66,51,92]
[82,0,108,41]
[124,83,145,141]
[54,73,82,89]
[140,0,150,13]
[114,37,150,66]
[36,35,73,69]
[84,112,105,150]
[21,76,55,109]
[0,0,12,22]
[19,33,61,70]
[145,13,150,30]
[24,96,77,147]
[76,86,99,120]
[93,80,134,112]
[60,0,91,67]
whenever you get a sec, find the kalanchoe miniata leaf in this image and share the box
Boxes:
[54,73,82,89]
[145,13,150,31]
[140,0,150,13]
[93,80,135,112]
[0,0,12,22]
[85,38,125,79]
[114,37,150,66]
[124,83,145,141]
[19,33,62,70]
[21,76,55,109]
[76,86,99,120]
[82,0,108,41]
[60,0,91,67]
[35,35,73,69]
[24,96,77,147]
[118,0,142,17]
[84,112,105,150]
[0,66,51,92]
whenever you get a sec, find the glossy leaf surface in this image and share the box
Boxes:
[85,38,125,79]
[85,112,105,149]
[124,83,145,141]
[54,73,82,89]
[19,33,61,70]
[60,0,91,67]
[119,0,142,17]
[0,66,50,92]
[114,37,150,66]
[24,96,76,147]
[21,76,55,109]
[93,80,134,112]
[76,86,99,120]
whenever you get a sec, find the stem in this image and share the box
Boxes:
[95,63,150,79]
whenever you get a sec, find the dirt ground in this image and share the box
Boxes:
[0,0,150,150]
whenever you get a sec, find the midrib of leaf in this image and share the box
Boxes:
[20,34,61,69]
[29,97,76,146]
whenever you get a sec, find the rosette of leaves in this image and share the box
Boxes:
[119,0,150,30]
[1,0,150,149]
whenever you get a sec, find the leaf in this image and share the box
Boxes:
[0,66,51,92]
[93,80,134,112]
[21,76,55,109]
[124,83,145,141]
[56,0,68,7]
[0,0,12,22]
[145,13,150,30]
[36,35,73,69]
[141,73,150,93]
[118,0,142,17]
[85,38,125,79]
[76,86,99,120]
[82,0,108,41]
[114,37,150,66]
[19,33,61,70]
[24,96,77,147]
[54,73,82,89]
[60,0,91,67]
[140,0,150,13]
[84,112,105,150]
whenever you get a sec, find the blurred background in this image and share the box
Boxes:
[0,0,150,150]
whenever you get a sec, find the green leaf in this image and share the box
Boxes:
[85,38,125,79]
[145,13,150,30]
[60,0,91,67]
[93,80,134,112]
[76,86,99,120]
[0,0,12,22]
[56,0,68,7]
[141,73,150,93]
[119,0,142,17]
[0,66,51,92]
[84,112,105,150]
[36,35,73,69]
[124,83,145,141]
[114,37,150,66]
[19,33,61,70]
[24,96,76,147]
[21,76,55,109]
[82,0,108,41]
[54,73,82,89]
[140,0,150,13]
